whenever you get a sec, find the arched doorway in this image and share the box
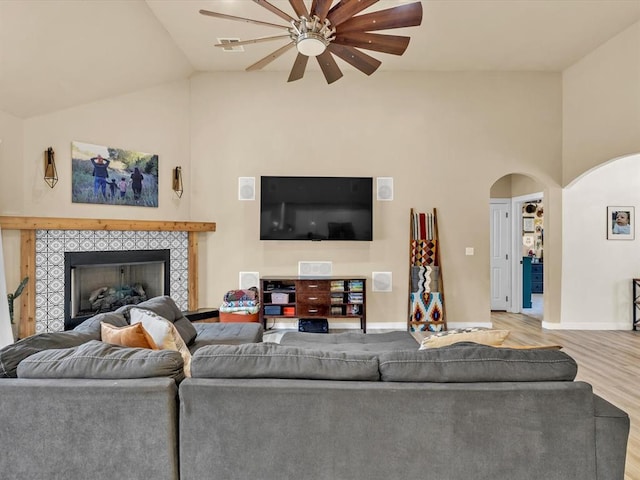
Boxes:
[490,174,545,320]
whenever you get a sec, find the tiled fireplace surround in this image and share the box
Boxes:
[0,217,216,338]
[36,229,188,333]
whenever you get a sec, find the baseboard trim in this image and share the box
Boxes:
[542,320,632,331]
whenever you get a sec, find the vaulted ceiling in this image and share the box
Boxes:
[1,0,639,118]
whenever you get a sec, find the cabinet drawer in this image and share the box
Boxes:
[296,280,330,293]
[297,304,330,317]
[531,273,543,283]
[298,292,330,306]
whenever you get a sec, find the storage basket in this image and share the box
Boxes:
[220,312,259,323]
[264,305,282,315]
[271,293,289,304]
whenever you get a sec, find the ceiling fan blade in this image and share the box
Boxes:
[289,0,310,20]
[199,9,289,30]
[316,51,343,84]
[246,42,295,71]
[327,44,381,76]
[214,35,291,48]
[310,0,333,21]
[333,32,410,56]
[252,0,297,23]
[327,0,378,27]
[337,2,423,34]
[288,53,309,82]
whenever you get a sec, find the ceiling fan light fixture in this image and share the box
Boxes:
[296,33,328,56]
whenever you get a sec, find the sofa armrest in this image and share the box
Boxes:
[593,394,629,480]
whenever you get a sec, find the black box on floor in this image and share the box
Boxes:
[298,318,329,333]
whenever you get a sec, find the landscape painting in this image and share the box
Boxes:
[71,141,159,207]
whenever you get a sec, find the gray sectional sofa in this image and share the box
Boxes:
[0,296,630,480]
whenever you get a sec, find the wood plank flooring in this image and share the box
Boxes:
[491,312,639,480]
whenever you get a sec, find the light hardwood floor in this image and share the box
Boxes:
[491,312,639,480]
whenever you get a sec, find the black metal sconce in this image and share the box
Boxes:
[173,166,183,198]
[44,147,58,188]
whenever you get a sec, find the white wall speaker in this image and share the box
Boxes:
[238,177,255,201]
[376,177,393,201]
[298,261,333,277]
[372,272,393,292]
[239,271,260,290]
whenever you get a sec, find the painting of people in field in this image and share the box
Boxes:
[71,141,158,207]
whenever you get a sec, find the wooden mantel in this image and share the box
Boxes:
[0,216,216,338]
[0,216,216,232]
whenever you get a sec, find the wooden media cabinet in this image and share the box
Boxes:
[259,276,367,332]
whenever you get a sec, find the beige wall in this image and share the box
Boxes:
[0,110,24,307]
[190,71,562,327]
[2,15,636,331]
[0,70,563,330]
[20,79,192,220]
[563,21,640,185]
[490,174,544,198]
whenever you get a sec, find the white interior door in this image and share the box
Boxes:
[490,200,511,310]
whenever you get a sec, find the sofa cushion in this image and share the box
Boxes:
[72,311,129,335]
[378,342,578,382]
[419,328,510,349]
[116,295,197,346]
[101,322,158,349]
[130,308,191,377]
[279,331,419,352]
[191,343,380,381]
[16,340,185,381]
[0,331,96,378]
[189,322,264,352]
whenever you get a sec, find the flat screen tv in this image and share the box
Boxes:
[260,176,373,241]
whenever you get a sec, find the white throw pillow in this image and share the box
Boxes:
[130,308,191,377]
[419,327,510,349]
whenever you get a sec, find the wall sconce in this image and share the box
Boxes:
[173,166,183,198]
[44,147,58,188]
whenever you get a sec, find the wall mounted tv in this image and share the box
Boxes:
[260,176,373,241]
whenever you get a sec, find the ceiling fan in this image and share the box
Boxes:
[199,0,423,84]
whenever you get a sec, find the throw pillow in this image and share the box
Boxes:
[130,307,192,377]
[420,327,510,349]
[100,322,158,349]
[116,295,198,346]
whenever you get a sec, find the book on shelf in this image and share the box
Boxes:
[348,293,363,304]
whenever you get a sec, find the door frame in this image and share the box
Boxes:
[510,191,543,313]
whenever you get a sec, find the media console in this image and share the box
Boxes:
[259,276,367,332]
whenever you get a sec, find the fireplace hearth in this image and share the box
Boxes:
[64,249,170,330]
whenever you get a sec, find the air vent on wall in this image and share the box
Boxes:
[217,38,244,52]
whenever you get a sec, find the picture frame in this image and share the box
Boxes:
[523,217,535,233]
[71,141,159,208]
[607,206,634,240]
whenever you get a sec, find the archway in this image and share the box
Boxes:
[490,173,545,320]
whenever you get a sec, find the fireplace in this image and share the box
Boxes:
[64,249,170,330]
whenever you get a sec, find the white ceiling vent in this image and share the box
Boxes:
[217,38,244,52]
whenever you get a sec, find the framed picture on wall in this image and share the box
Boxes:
[71,141,159,207]
[607,206,634,240]
[523,217,535,233]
